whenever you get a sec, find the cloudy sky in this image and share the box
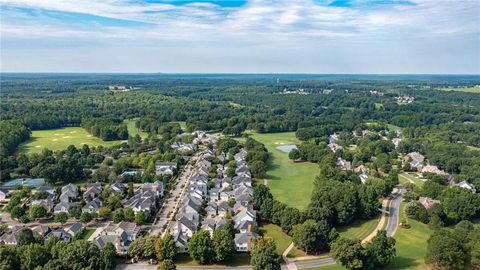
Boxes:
[1,0,479,73]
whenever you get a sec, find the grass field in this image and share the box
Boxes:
[386,202,432,270]
[399,172,425,187]
[125,119,149,139]
[19,127,124,154]
[437,87,480,93]
[337,216,380,240]
[304,265,345,270]
[247,132,318,210]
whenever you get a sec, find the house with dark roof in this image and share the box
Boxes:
[82,198,103,214]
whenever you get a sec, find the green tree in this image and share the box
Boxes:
[18,243,50,270]
[331,237,365,270]
[58,240,102,269]
[364,230,396,269]
[54,212,68,224]
[101,242,117,270]
[212,229,236,262]
[124,207,135,222]
[155,233,177,261]
[30,205,47,219]
[188,230,214,264]
[157,259,176,270]
[10,206,26,220]
[249,160,267,178]
[98,207,111,220]
[80,212,93,224]
[0,245,20,270]
[135,211,146,225]
[250,236,282,270]
[17,228,35,246]
[292,219,331,254]
[425,229,465,270]
[112,209,125,223]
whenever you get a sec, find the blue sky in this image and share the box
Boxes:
[1,0,479,73]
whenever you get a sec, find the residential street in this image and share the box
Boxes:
[149,153,200,236]
[386,186,404,237]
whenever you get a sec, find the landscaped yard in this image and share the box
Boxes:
[79,228,95,240]
[386,202,432,270]
[19,127,125,154]
[337,216,380,240]
[247,131,318,210]
[399,172,425,187]
[174,253,251,266]
[258,223,305,257]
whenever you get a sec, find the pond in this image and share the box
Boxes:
[276,145,298,153]
[1,178,45,188]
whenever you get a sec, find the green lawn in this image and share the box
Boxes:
[174,253,250,266]
[19,127,124,154]
[386,202,432,270]
[437,87,480,93]
[258,223,293,254]
[247,131,318,210]
[399,173,425,187]
[78,228,95,240]
[337,216,380,240]
[387,124,401,132]
[125,119,149,139]
[171,121,187,131]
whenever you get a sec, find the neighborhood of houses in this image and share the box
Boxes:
[0,130,258,257]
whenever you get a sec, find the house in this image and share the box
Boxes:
[83,185,102,201]
[234,149,247,163]
[208,188,220,201]
[418,197,440,209]
[94,222,140,254]
[30,225,51,238]
[234,232,257,252]
[60,183,79,202]
[111,182,125,195]
[328,143,343,153]
[407,152,425,171]
[64,223,84,237]
[0,189,10,201]
[122,192,156,214]
[173,232,189,253]
[31,198,55,212]
[155,162,177,176]
[46,229,73,243]
[0,228,22,245]
[421,165,448,176]
[453,181,476,193]
[201,219,216,236]
[34,185,56,195]
[141,181,164,197]
[336,158,352,171]
[82,198,103,213]
[171,142,197,153]
[360,172,370,184]
[233,207,256,227]
[174,216,198,237]
[54,202,71,214]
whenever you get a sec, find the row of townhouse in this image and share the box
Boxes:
[171,147,258,253]
[0,222,85,245]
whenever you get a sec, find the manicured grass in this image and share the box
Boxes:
[174,253,251,266]
[258,223,292,254]
[19,127,124,154]
[247,131,318,210]
[337,216,380,240]
[171,121,187,131]
[125,119,149,139]
[387,124,401,132]
[386,202,432,270]
[399,173,425,187]
[79,228,95,240]
[437,87,480,93]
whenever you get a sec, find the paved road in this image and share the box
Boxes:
[150,153,200,236]
[385,186,404,237]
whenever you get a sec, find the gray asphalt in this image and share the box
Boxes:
[386,186,404,237]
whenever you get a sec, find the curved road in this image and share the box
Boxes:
[117,187,404,270]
